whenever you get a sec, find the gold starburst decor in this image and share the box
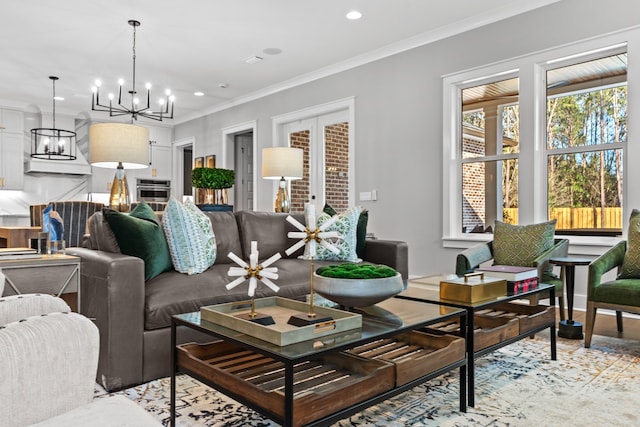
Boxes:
[226,241,281,324]
[285,204,342,325]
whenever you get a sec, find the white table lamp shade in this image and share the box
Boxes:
[262,147,303,180]
[89,123,149,169]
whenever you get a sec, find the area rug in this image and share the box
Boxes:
[103,333,640,426]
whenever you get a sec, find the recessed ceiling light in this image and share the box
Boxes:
[263,47,282,55]
[194,91,204,96]
[346,10,362,20]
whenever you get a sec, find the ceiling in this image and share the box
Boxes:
[0,0,560,125]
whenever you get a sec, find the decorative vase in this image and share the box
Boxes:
[213,188,228,205]
[196,188,229,205]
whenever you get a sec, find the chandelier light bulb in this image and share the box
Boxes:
[91,86,97,93]
[169,95,175,102]
[165,89,171,96]
[133,97,140,105]
[94,79,102,87]
[108,93,114,100]
[43,138,49,146]
[118,78,125,86]
[158,98,165,106]
[145,82,152,90]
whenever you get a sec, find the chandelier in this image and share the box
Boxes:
[91,19,175,122]
[30,76,77,160]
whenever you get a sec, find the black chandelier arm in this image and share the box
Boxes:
[90,19,175,122]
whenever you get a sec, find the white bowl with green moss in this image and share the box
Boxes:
[313,263,404,308]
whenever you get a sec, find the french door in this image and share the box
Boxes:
[282,110,350,213]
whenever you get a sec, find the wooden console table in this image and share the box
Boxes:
[0,226,41,248]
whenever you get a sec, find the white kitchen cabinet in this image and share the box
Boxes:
[148,145,171,179]
[0,109,24,190]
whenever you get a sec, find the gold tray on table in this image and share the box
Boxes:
[200,296,363,346]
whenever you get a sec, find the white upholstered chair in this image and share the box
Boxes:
[0,294,160,427]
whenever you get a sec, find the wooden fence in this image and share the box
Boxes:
[503,207,622,229]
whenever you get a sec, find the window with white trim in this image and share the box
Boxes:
[545,50,626,237]
[442,31,636,246]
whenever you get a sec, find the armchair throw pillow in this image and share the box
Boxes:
[493,219,556,267]
[619,209,640,279]
[103,201,173,280]
[162,198,216,275]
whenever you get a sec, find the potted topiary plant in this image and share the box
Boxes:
[192,167,235,209]
[313,263,404,308]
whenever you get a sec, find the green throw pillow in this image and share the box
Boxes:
[619,209,640,279]
[103,201,173,280]
[323,203,368,258]
[162,198,216,275]
[493,219,556,268]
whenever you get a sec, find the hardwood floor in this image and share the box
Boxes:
[570,309,640,342]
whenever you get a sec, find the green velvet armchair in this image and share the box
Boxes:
[585,240,640,348]
[456,238,570,319]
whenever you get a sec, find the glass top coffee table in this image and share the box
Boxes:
[170,297,467,427]
[398,276,557,408]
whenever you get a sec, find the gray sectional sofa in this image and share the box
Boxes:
[67,210,408,391]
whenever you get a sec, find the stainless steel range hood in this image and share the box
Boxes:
[24,151,92,175]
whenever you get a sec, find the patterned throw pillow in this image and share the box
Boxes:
[162,198,216,275]
[619,209,640,278]
[323,203,368,258]
[492,219,556,267]
[103,201,173,280]
[304,206,362,262]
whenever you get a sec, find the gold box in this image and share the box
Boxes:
[439,273,507,303]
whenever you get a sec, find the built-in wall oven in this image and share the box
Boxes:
[136,178,171,202]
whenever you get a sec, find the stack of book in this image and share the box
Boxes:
[475,265,538,294]
[0,247,40,260]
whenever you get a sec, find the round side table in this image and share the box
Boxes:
[550,257,590,339]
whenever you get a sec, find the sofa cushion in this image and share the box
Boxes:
[162,198,216,275]
[203,211,242,264]
[619,209,640,279]
[236,210,305,260]
[493,219,556,267]
[103,202,173,280]
[143,259,328,330]
[86,211,120,253]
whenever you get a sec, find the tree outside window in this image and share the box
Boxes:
[546,53,627,235]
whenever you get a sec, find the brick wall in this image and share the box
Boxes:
[290,130,310,213]
[462,137,486,231]
[324,122,349,212]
